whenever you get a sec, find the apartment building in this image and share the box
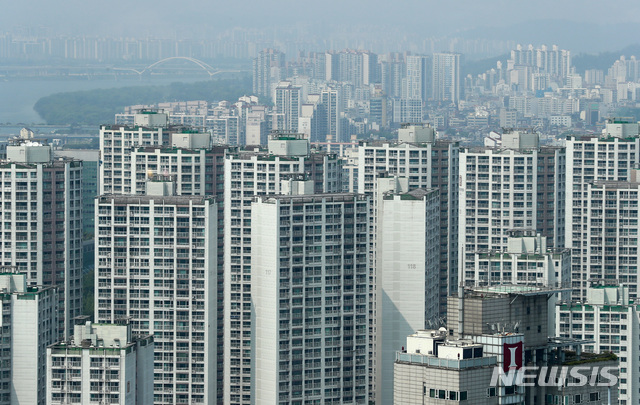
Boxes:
[376,188,440,404]
[557,283,636,405]
[459,130,566,289]
[1,140,82,338]
[0,271,57,405]
[95,181,217,404]
[251,189,370,404]
[223,133,341,404]
[46,319,153,405]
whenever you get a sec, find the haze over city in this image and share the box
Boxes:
[2,1,640,405]
[2,0,640,52]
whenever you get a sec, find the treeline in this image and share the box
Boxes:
[34,73,252,125]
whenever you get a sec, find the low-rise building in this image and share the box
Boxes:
[0,270,57,405]
[46,318,153,404]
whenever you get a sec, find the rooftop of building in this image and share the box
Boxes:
[257,193,368,204]
[395,350,496,370]
[590,180,640,189]
[382,188,439,200]
[228,148,337,161]
[133,145,228,154]
[566,133,638,142]
[97,194,214,205]
[358,139,458,148]
[48,334,153,354]
[561,350,617,366]
[462,283,572,298]
[0,158,81,169]
[0,270,55,298]
[461,145,563,154]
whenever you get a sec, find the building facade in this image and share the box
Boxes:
[459,131,566,288]
[251,191,370,404]
[432,53,461,105]
[0,271,57,405]
[1,141,82,338]
[376,189,440,404]
[99,111,168,194]
[557,284,636,405]
[46,319,154,405]
[565,129,640,300]
[223,134,342,404]
[95,186,217,404]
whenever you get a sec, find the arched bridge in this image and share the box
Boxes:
[112,57,247,77]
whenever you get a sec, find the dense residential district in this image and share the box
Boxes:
[4,44,640,405]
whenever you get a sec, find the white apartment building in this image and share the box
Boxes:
[404,55,431,102]
[130,144,227,196]
[99,111,168,194]
[223,134,342,404]
[557,284,636,405]
[358,126,459,314]
[319,87,341,143]
[251,191,370,404]
[376,188,440,405]
[568,181,640,300]
[357,127,458,402]
[95,183,217,405]
[0,271,57,405]
[211,115,242,145]
[459,130,566,286]
[432,52,461,105]
[465,230,570,289]
[46,319,153,405]
[0,141,82,338]
[565,124,640,300]
[274,81,302,133]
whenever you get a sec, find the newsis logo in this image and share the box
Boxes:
[489,365,619,388]
[490,341,618,388]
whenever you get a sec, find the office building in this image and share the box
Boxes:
[1,140,82,338]
[0,271,57,405]
[432,53,461,105]
[442,285,617,405]
[46,319,153,405]
[381,60,405,99]
[95,181,218,404]
[509,44,571,79]
[251,189,370,404]
[325,50,378,87]
[391,98,422,123]
[212,115,242,146]
[318,87,341,142]
[223,133,342,404]
[394,330,498,405]
[357,127,459,402]
[376,188,440,404]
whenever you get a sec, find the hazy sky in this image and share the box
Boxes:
[4,0,640,38]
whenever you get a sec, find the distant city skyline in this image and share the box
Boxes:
[2,1,640,54]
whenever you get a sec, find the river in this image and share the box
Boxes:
[0,75,208,125]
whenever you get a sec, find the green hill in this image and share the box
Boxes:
[34,73,252,125]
